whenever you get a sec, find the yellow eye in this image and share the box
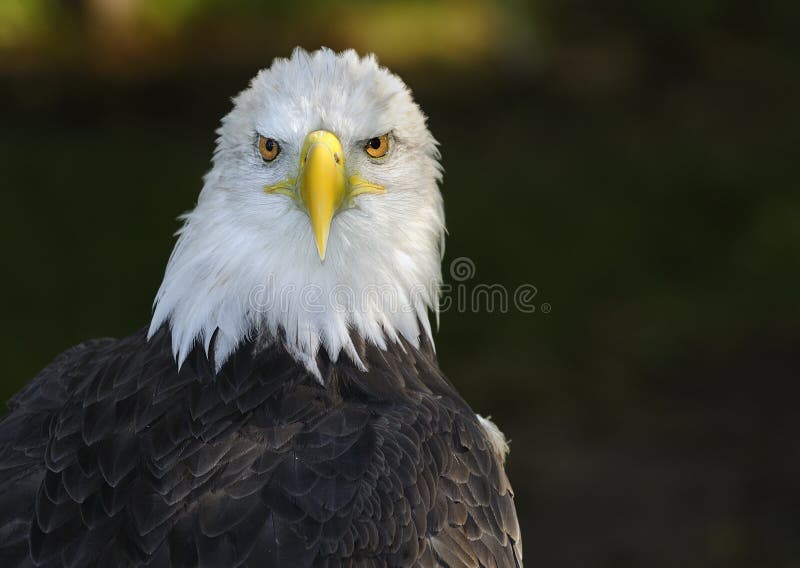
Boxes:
[365,134,389,158]
[258,136,280,161]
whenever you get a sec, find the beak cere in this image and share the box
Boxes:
[265,129,385,261]
[298,131,347,261]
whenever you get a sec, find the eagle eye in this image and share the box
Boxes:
[258,136,280,162]
[365,134,389,158]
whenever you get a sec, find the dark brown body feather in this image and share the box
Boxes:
[0,327,521,567]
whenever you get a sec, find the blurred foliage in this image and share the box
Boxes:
[0,0,54,46]
[1,1,799,566]
[0,0,534,76]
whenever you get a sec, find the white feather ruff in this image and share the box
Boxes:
[149,48,445,378]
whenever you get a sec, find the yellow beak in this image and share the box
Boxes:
[298,131,346,260]
[265,130,385,261]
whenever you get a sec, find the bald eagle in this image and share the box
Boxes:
[0,48,522,567]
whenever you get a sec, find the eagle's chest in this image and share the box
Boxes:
[83,372,443,567]
[32,332,494,566]
[182,399,446,559]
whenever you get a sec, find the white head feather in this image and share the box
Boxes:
[149,48,445,378]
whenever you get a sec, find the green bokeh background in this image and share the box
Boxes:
[1,1,798,566]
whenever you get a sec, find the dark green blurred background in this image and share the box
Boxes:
[1,1,798,566]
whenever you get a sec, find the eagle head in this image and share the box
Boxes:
[149,48,445,377]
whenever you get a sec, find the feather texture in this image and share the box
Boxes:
[0,327,521,567]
